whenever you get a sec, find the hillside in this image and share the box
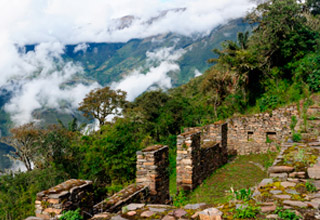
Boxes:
[0,18,252,170]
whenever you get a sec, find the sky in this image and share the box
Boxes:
[0,0,256,125]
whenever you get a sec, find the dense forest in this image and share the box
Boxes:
[1,0,320,219]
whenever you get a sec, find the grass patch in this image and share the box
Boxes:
[177,153,276,205]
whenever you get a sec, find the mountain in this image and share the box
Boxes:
[0,18,252,170]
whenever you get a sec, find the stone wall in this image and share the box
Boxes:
[93,184,148,214]
[136,145,170,204]
[35,179,93,219]
[93,145,170,214]
[176,123,228,191]
[185,105,300,155]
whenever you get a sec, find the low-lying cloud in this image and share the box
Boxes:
[112,47,185,101]
[0,0,256,126]
[2,42,99,125]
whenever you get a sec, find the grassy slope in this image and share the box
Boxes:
[170,153,277,205]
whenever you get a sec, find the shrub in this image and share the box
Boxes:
[306,181,317,193]
[59,209,83,220]
[233,205,260,219]
[234,188,253,201]
[292,132,302,142]
[173,190,188,207]
[275,207,301,220]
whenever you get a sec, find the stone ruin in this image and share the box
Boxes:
[176,123,228,191]
[30,122,228,219]
[35,179,93,219]
[29,103,320,219]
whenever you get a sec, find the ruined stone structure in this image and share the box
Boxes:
[176,123,228,191]
[92,145,170,214]
[185,105,303,155]
[136,145,170,204]
[35,179,93,219]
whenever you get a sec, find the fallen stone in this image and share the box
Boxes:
[281,181,296,188]
[184,203,207,210]
[259,179,274,188]
[126,211,136,217]
[141,211,155,218]
[173,209,187,218]
[149,207,167,213]
[162,215,175,220]
[25,217,44,220]
[91,213,111,220]
[270,190,282,195]
[308,166,320,179]
[283,200,308,208]
[270,173,288,181]
[273,194,291,199]
[199,208,223,220]
[285,189,299,195]
[191,212,200,219]
[126,203,145,211]
[289,172,306,178]
[268,166,294,173]
[266,214,279,219]
[111,215,128,220]
[261,205,277,213]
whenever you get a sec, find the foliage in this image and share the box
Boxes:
[290,116,298,132]
[275,207,301,220]
[0,168,68,220]
[78,87,127,126]
[306,181,317,193]
[59,209,83,220]
[0,123,42,171]
[173,190,188,207]
[233,205,260,219]
[292,132,302,142]
[234,188,253,201]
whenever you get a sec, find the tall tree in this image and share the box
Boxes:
[1,123,41,171]
[78,87,127,126]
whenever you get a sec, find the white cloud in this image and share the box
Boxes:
[73,43,89,53]
[194,69,203,77]
[0,0,256,126]
[112,47,185,101]
[3,42,99,125]
[0,0,255,44]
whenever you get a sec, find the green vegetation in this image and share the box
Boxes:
[275,207,302,220]
[306,181,318,193]
[234,188,253,202]
[172,190,188,208]
[59,209,83,220]
[1,0,320,218]
[183,153,276,205]
[233,205,260,219]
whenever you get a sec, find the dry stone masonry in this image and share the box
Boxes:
[35,179,93,219]
[176,123,228,191]
[136,145,170,204]
[185,105,305,155]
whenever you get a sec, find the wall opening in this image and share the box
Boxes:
[247,131,254,141]
[266,132,277,142]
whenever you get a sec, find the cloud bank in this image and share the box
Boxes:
[0,0,256,126]
[112,47,185,101]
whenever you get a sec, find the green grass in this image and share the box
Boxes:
[169,153,276,205]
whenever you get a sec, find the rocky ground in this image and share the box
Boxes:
[91,141,320,220]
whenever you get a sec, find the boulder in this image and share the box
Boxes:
[198,208,223,220]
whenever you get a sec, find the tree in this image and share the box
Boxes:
[0,123,41,171]
[78,87,127,126]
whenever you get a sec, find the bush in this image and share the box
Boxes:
[60,209,83,220]
[173,190,188,207]
[233,205,260,219]
[292,132,302,142]
[234,188,253,201]
[275,207,301,220]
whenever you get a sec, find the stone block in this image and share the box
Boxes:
[308,166,320,179]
